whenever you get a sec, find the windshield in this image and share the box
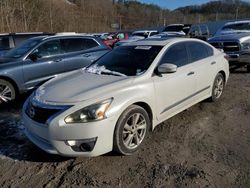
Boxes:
[4,38,41,58]
[222,22,250,31]
[87,45,162,76]
[163,25,184,32]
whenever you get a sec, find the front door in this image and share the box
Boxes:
[23,39,65,89]
[152,42,196,122]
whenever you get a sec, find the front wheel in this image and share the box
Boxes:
[0,79,16,104]
[210,73,225,102]
[113,105,150,155]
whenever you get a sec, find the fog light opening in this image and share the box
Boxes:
[65,137,97,152]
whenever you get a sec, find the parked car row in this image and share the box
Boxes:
[2,19,250,157]
[0,34,110,103]
[22,37,229,157]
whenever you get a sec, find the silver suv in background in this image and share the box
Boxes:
[0,35,110,103]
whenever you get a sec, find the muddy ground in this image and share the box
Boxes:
[0,71,249,188]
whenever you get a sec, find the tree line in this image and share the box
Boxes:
[0,0,249,33]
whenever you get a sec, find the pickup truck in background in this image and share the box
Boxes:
[208,21,250,72]
[188,24,211,41]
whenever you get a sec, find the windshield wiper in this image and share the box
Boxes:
[100,69,127,77]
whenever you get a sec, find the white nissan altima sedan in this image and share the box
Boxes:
[22,38,229,157]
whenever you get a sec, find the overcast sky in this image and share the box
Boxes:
[139,0,250,10]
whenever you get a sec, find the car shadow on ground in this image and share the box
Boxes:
[229,67,249,74]
[0,93,72,162]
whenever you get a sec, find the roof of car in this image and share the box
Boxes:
[224,20,250,26]
[124,37,203,46]
[132,30,158,33]
[37,34,99,41]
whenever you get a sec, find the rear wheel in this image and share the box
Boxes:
[210,73,224,102]
[0,79,16,104]
[113,105,150,155]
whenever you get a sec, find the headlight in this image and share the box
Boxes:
[242,42,250,50]
[64,98,113,124]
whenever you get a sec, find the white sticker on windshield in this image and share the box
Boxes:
[135,46,152,50]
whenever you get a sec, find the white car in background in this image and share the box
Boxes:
[115,30,159,47]
[23,38,229,157]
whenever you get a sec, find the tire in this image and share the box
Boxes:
[0,79,16,104]
[113,105,150,155]
[209,73,225,102]
[247,65,250,73]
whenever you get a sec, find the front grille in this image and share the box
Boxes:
[223,42,240,52]
[210,41,240,52]
[26,101,66,124]
[210,42,221,49]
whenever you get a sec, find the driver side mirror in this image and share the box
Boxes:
[157,63,177,74]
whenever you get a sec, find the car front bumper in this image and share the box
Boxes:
[22,106,117,157]
[227,52,250,66]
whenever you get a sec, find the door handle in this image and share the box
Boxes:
[211,61,216,65]
[187,71,195,76]
[54,59,62,62]
[82,54,91,57]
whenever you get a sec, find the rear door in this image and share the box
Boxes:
[23,39,65,88]
[153,42,197,121]
[186,41,217,96]
[61,37,108,72]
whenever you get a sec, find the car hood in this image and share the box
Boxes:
[208,32,250,42]
[34,70,133,104]
[0,57,16,64]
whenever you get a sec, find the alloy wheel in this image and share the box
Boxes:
[122,113,147,150]
[214,76,224,99]
[0,83,13,103]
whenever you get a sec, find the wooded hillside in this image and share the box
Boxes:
[0,0,249,33]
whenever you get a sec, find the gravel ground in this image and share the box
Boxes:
[0,71,249,188]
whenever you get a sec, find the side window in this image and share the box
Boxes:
[61,38,84,53]
[189,26,199,37]
[34,40,62,58]
[61,38,98,53]
[83,39,98,49]
[150,32,159,36]
[117,33,125,39]
[200,25,209,35]
[160,43,188,67]
[0,36,10,50]
[188,42,209,62]
[13,36,30,47]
